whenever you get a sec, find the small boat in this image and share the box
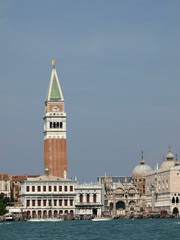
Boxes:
[28,218,63,222]
[28,218,45,222]
[91,217,112,221]
[4,214,14,222]
[44,218,64,222]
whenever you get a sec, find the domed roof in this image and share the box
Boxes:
[132,152,152,179]
[160,145,175,170]
[160,161,175,170]
[166,152,174,159]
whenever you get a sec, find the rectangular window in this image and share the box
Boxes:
[59,199,62,206]
[70,199,73,206]
[43,186,46,192]
[27,200,30,207]
[54,200,57,206]
[49,200,52,206]
[43,200,46,206]
[64,186,68,192]
[32,200,35,206]
[38,186,41,192]
[32,186,35,192]
[5,184,7,191]
[59,186,62,191]
[38,200,41,206]
[54,186,57,192]
[26,186,29,192]
[49,186,52,192]
[70,186,73,192]
[64,199,68,206]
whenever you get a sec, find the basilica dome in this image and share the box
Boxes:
[160,146,175,170]
[160,161,175,170]
[132,153,152,179]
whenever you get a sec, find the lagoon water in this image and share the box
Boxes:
[0,219,180,240]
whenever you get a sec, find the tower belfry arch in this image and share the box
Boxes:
[43,60,67,178]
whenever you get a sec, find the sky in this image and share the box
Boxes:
[0,0,180,182]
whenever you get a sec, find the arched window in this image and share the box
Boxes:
[172,196,175,203]
[54,210,58,217]
[48,210,52,217]
[80,194,83,203]
[38,210,41,218]
[173,207,179,216]
[176,197,179,204]
[43,210,47,218]
[50,122,52,128]
[32,210,36,218]
[93,194,97,203]
[53,122,56,128]
[86,194,90,203]
[57,122,59,128]
[60,122,63,128]
[110,202,113,210]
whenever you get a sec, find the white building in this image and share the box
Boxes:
[20,170,104,218]
[75,183,104,216]
[21,169,76,218]
[0,174,11,198]
[145,146,180,215]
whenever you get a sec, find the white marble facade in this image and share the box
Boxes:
[145,148,180,215]
[75,183,104,216]
[21,174,76,218]
[21,174,104,217]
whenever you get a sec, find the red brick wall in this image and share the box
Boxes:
[44,138,67,178]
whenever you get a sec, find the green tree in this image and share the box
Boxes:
[0,201,8,215]
[0,193,10,204]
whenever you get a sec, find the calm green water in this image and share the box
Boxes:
[0,219,180,240]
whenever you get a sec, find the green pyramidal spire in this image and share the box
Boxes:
[50,75,61,99]
[46,60,64,101]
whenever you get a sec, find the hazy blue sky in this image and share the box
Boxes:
[0,0,180,182]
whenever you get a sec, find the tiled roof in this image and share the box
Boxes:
[0,174,10,180]
[28,175,40,178]
[12,175,27,181]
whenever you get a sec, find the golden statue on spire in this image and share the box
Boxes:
[52,60,55,68]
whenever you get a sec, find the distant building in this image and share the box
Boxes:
[11,175,27,205]
[11,175,40,206]
[102,174,144,216]
[0,174,11,198]
[97,176,132,184]
[20,169,104,218]
[132,151,152,196]
[99,153,153,216]
[145,146,180,215]
[75,183,104,216]
[21,169,76,218]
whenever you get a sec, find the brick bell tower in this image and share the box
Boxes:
[43,60,67,178]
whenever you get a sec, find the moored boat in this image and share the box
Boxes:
[4,214,14,222]
[91,217,112,221]
[28,218,63,222]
